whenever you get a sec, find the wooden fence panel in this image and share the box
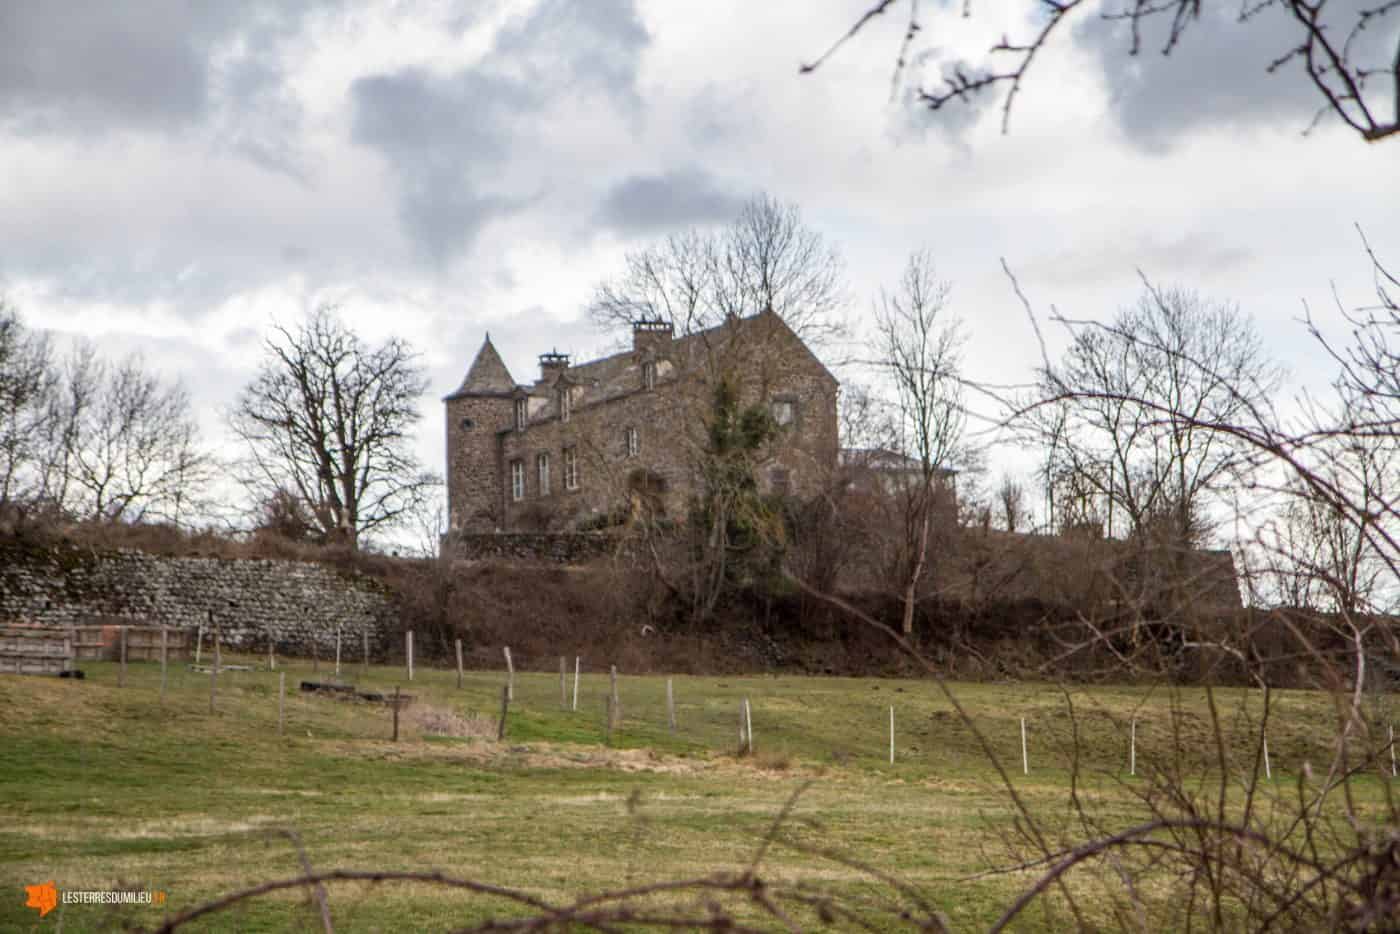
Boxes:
[0,627,74,676]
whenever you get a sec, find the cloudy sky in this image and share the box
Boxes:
[2,0,1397,534]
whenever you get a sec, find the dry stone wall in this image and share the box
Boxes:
[0,540,396,657]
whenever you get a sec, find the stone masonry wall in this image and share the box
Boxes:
[0,540,397,657]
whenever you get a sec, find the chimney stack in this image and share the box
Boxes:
[538,349,570,382]
[632,318,674,353]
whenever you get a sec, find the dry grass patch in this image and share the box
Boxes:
[410,704,498,740]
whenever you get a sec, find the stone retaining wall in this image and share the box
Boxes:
[0,540,396,657]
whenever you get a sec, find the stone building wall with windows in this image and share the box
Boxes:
[444,310,839,533]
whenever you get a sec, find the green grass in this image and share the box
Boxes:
[0,653,1393,931]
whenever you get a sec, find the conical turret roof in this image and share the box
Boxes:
[446,335,516,398]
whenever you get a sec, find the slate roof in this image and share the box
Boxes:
[530,311,836,418]
[445,336,516,399]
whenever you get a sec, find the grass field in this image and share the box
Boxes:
[1,652,1393,931]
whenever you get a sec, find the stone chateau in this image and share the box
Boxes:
[444,310,839,532]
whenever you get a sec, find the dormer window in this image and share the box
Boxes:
[514,397,528,431]
[642,361,656,391]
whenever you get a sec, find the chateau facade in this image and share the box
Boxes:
[444,310,839,532]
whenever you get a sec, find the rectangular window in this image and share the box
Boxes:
[772,398,796,427]
[514,397,528,431]
[564,447,579,491]
[625,426,640,457]
[642,361,656,391]
[559,388,571,422]
[510,460,525,501]
[537,452,550,496]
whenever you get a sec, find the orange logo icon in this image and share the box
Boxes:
[25,880,58,917]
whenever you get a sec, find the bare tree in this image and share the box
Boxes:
[801,0,1400,142]
[996,472,1028,533]
[1254,414,1395,612]
[29,342,211,525]
[590,193,848,353]
[872,249,967,634]
[1038,286,1282,548]
[229,307,437,548]
[0,302,55,506]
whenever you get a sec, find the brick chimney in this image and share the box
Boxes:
[632,318,674,353]
[538,349,570,381]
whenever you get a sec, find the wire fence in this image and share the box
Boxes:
[57,626,1400,781]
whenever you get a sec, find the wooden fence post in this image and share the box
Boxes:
[209,629,220,714]
[559,656,567,709]
[392,685,400,742]
[195,623,204,666]
[267,629,276,672]
[1263,733,1272,780]
[118,625,127,688]
[503,646,514,701]
[572,656,580,711]
[1020,717,1029,776]
[1130,719,1137,776]
[159,626,168,704]
[362,628,369,675]
[335,625,342,678]
[745,698,753,754]
[455,639,464,689]
[406,631,414,681]
[497,684,510,741]
[666,678,676,732]
[889,705,895,765]
[278,672,286,736]
[609,665,619,727]
[739,699,747,749]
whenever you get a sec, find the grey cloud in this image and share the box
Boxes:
[595,167,746,234]
[350,0,650,263]
[350,68,537,158]
[0,1,218,130]
[1074,1,1397,149]
[0,0,335,175]
[492,0,650,104]
[349,68,542,261]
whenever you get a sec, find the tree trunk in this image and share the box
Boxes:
[902,501,931,636]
